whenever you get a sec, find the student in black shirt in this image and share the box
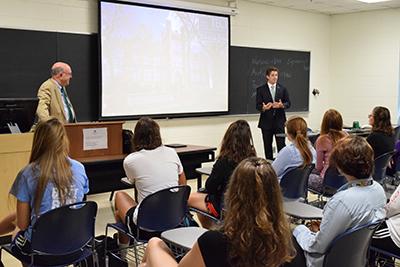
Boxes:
[187,120,256,228]
[366,106,395,158]
[140,157,295,267]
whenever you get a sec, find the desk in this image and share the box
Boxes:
[344,128,371,137]
[196,166,212,176]
[283,201,323,220]
[79,145,216,195]
[161,227,207,251]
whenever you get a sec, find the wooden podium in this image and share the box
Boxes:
[64,121,124,159]
[0,133,33,237]
[0,122,124,239]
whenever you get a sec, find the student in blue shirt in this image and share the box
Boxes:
[293,136,386,267]
[3,117,89,258]
[272,116,316,181]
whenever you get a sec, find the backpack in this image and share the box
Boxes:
[122,129,134,154]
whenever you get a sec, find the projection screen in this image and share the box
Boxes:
[99,0,230,119]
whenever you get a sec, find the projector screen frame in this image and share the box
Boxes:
[98,0,231,121]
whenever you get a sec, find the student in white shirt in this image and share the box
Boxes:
[113,117,186,247]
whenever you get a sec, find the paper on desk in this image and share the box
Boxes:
[83,128,108,150]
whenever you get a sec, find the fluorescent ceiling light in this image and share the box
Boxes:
[357,0,391,3]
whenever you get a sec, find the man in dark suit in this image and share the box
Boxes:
[256,67,291,160]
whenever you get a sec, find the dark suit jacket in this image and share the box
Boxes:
[256,83,290,130]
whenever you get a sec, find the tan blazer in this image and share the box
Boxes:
[36,78,76,123]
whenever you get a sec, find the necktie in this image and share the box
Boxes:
[270,85,275,100]
[61,87,75,123]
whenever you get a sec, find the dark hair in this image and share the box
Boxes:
[132,117,162,151]
[218,120,256,163]
[266,67,279,76]
[330,136,374,179]
[320,109,346,145]
[285,116,313,167]
[223,157,294,267]
[372,106,394,135]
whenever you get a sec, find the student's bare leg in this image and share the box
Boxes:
[114,191,137,244]
[140,238,177,267]
[188,193,214,229]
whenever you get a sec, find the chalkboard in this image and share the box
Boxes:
[0,28,98,122]
[0,29,310,120]
[229,46,310,114]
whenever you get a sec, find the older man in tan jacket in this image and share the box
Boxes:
[36,62,76,123]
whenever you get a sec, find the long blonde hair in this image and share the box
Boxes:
[30,117,73,214]
[286,116,313,167]
[223,157,294,267]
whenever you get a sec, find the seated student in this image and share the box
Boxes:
[188,120,256,228]
[272,116,316,181]
[7,117,89,258]
[308,109,347,191]
[371,183,400,263]
[140,157,295,267]
[114,117,186,247]
[367,106,395,158]
[293,136,386,267]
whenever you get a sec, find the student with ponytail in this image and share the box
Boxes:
[272,116,316,181]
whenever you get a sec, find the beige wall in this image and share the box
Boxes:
[2,0,398,157]
[330,9,400,127]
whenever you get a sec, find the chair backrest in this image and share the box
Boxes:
[31,201,97,255]
[137,185,191,232]
[394,126,400,141]
[323,220,382,267]
[309,134,320,147]
[280,164,315,200]
[373,151,395,182]
[322,166,347,196]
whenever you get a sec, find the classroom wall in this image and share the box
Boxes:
[0,0,366,158]
[330,9,400,127]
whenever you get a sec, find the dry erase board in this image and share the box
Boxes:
[229,46,310,115]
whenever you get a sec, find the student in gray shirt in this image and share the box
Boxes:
[293,136,386,267]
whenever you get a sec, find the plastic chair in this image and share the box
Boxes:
[373,151,395,183]
[0,201,98,267]
[306,128,320,146]
[322,220,382,267]
[394,126,400,141]
[322,167,347,195]
[105,185,191,266]
[370,244,400,266]
[280,164,315,201]
[309,167,347,208]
